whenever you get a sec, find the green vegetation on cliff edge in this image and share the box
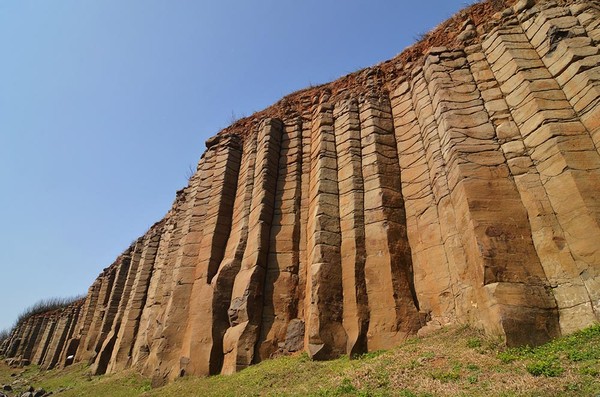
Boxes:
[1,325,599,396]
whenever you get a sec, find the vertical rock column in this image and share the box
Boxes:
[257,118,303,360]
[0,331,10,356]
[57,306,82,367]
[296,108,313,325]
[89,250,133,372]
[132,189,186,368]
[53,304,81,367]
[93,242,142,374]
[409,66,473,325]
[333,98,369,356]
[180,133,242,377]
[220,119,282,374]
[359,93,421,349]
[154,134,240,383]
[466,40,598,333]
[31,319,56,365]
[107,226,161,373]
[424,46,559,345]
[304,101,347,360]
[145,145,217,382]
[193,133,258,376]
[77,265,116,362]
[22,317,47,362]
[483,18,600,321]
[390,78,457,329]
[522,2,600,152]
[67,280,100,364]
[40,310,76,369]
[13,318,35,360]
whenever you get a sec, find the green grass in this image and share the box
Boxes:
[496,324,600,379]
[0,363,151,397]
[1,324,599,396]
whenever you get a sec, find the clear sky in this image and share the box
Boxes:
[0,0,468,331]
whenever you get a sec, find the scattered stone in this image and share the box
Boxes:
[514,0,534,13]
[33,388,46,397]
[428,46,448,55]
[460,18,474,31]
[457,29,476,42]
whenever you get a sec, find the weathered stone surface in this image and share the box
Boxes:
[3,0,599,382]
[303,102,347,361]
[333,99,369,357]
[359,94,421,349]
[220,119,281,374]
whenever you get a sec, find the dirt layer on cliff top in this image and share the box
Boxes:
[217,0,518,139]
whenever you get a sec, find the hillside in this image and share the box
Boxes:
[1,325,599,396]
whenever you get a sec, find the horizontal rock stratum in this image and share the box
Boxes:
[2,0,600,386]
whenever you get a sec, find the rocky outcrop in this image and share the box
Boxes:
[1,301,82,369]
[2,0,600,385]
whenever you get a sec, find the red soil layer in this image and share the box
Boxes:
[218,0,518,139]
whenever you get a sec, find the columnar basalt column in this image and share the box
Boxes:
[77,265,117,362]
[57,306,81,367]
[408,66,474,325]
[521,2,600,153]
[257,118,303,361]
[304,101,347,360]
[179,133,242,378]
[89,251,133,372]
[24,317,47,361]
[390,79,457,331]
[466,40,598,333]
[32,319,56,365]
[14,318,35,360]
[333,98,369,356]
[92,238,143,374]
[424,46,559,345]
[483,15,600,321]
[220,119,281,375]
[153,134,241,384]
[193,133,259,376]
[145,144,218,383]
[359,93,421,349]
[296,109,313,326]
[107,225,161,373]
[132,190,186,368]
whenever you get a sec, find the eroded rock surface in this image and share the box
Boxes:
[2,0,599,383]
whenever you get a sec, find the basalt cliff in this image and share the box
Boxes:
[2,0,600,386]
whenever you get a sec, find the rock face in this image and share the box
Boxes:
[2,0,600,385]
[1,301,83,370]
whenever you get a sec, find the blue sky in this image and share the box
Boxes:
[0,0,468,331]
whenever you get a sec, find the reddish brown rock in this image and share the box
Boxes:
[3,0,599,381]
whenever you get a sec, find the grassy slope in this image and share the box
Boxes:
[1,325,599,396]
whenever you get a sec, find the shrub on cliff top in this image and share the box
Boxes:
[14,295,84,326]
[0,328,9,343]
